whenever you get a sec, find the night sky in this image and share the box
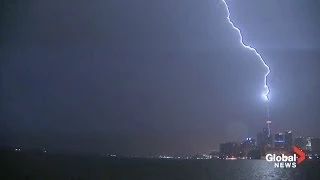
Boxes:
[1,0,320,156]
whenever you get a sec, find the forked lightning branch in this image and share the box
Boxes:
[220,0,271,102]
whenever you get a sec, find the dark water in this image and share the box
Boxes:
[3,152,320,180]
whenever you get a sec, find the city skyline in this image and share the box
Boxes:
[3,121,318,157]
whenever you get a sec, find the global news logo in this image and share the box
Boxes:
[266,146,306,168]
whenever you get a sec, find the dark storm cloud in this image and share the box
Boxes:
[1,0,320,155]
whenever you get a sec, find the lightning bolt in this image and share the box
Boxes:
[219,0,271,117]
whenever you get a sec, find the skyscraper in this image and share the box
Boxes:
[294,137,312,151]
[262,127,272,147]
[257,132,263,148]
[219,142,240,158]
[262,128,268,143]
[311,138,320,152]
[274,132,285,148]
[240,138,256,156]
[284,130,293,149]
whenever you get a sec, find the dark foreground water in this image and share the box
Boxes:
[3,152,320,180]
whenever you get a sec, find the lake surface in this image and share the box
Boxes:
[3,152,320,180]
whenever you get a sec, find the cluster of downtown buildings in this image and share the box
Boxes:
[218,121,320,160]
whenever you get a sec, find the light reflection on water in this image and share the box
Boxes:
[206,160,318,180]
[7,153,320,180]
[104,159,320,180]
